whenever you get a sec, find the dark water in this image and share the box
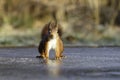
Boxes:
[0,47,120,80]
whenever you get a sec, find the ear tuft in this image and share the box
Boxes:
[48,21,52,29]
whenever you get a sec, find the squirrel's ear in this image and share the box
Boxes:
[48,22,52,29]
[54,21,58,28]
[55,24,58,31]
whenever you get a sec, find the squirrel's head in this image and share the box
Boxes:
[48,21,59,39]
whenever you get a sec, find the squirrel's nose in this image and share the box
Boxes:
[50,34,53,39]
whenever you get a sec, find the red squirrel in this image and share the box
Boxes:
[37,21,65,60]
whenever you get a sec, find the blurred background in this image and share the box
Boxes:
[0,0,120,47]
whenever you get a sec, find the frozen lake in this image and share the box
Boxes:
[0,47,120,80]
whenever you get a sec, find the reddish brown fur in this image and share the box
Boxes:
[41,23,63,39]
[37,21,64,60]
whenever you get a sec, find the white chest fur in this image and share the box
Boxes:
[48,38,57,51]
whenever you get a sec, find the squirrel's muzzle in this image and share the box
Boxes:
[49,34,53,39]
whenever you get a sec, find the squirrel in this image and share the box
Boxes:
[36,21,65,60]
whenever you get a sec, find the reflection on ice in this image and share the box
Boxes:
[46,59,61,77]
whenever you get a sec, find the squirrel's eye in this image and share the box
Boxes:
[49,30,51,33]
